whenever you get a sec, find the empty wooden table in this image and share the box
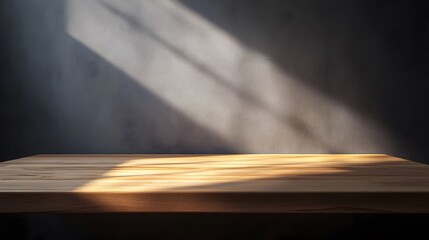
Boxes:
[0,154,428,213]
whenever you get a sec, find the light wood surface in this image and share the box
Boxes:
[0,154,428,213]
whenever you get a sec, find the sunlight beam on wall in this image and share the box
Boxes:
[66,0,395,153]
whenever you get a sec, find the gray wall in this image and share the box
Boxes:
[1,0,428,162]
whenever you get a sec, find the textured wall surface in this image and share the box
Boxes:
[1,1,429,239]
[1,0,428,162]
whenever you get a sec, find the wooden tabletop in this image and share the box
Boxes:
[0,154,428,213]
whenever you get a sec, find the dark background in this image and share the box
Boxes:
[1,0,428,239]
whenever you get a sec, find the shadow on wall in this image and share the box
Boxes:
[0,0,236,162]
[1,0,429,161]
[95,0,340,154]
[66,0,350,155]
[175,0,429,162]
[70,0,428,161]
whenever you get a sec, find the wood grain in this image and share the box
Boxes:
[0,154,428,213]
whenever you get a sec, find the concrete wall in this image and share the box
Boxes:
[1,0,428,162]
